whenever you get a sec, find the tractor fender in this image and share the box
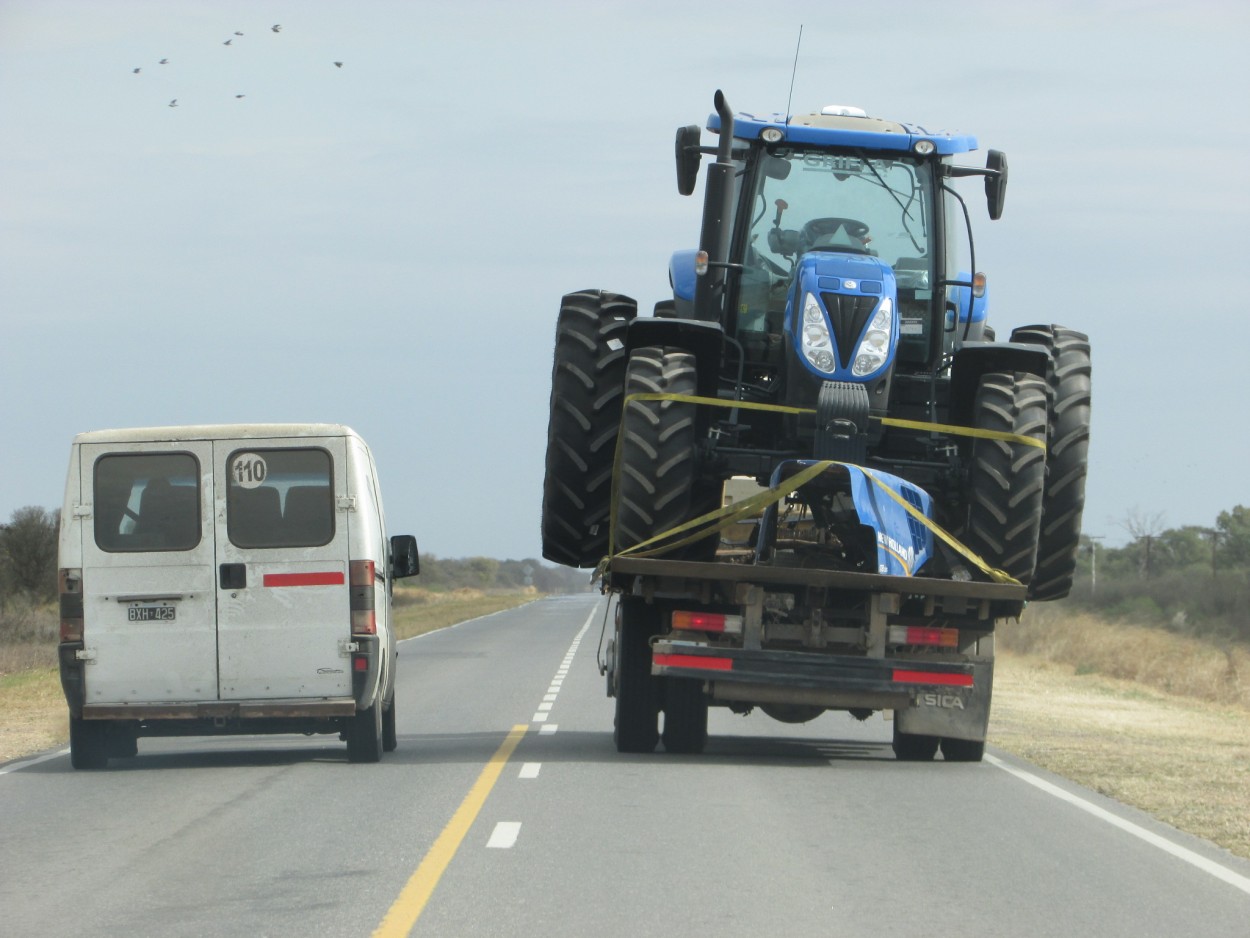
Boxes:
[626,317,724,399]
[949,341,1052,427]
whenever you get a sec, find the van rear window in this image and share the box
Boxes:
[94,453,201,552]
[227,448,334,548]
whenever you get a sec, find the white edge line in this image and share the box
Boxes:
[985,754,1250,896]
[0,748,67,775]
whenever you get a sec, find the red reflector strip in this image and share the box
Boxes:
[653,653,733,672]
[892,669,974,687]
[263,572,345,587]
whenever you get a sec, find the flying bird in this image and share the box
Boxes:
[168,99,178,108]
[271,24,281,32]
[334,61,343,68]
[235,94,245,99]
[132,67,141,73]
[158,58,168,64]
[223,38,233,46]
[234,31,243,36]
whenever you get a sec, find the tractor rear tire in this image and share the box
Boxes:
[541,290,637,568]
[963,372,1048,584]
[616,346,718,561]
[1010,325,1092,600]
[613,597,660,753]
[662,678,708,754]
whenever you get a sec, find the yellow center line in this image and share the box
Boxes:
[373,724,529,937]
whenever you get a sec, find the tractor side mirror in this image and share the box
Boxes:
[675,124,702,196]
[985,149,1008,220]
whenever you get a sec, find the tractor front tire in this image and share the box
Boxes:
[1010,325,1092,600]
[963,371,1048,584]
[541,290,637,567]
[615,346,718,561]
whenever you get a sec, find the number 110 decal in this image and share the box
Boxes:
[232,453,268,489]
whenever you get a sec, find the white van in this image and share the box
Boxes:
[56,424,420,769]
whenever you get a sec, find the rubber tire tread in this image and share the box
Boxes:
[939,736,986,762]
[892,724,939,761]
[616,346,717,561]
[347,700,383,763]
[661,678,708,754]
[382,693,397,753]
[69,716,109,770]
[541,290,637,567]
[963,372,1048,584]
[614,598,660,753]
[1010,325,1092,600]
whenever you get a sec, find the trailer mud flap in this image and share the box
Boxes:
[895,658,993,742]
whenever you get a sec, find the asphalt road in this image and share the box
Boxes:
[3,594,1249,937]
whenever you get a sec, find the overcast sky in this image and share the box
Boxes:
[2,0,1248,561]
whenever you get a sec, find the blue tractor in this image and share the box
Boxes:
[542,91,1090,599]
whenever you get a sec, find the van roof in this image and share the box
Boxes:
[72,423,360,444]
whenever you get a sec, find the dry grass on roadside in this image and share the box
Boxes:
[0,668,66,764]
[391,588,536,640]
[998,604,1250,708]
[992,652,1250,860]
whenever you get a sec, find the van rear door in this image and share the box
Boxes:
[213,438,353,700]
[79,441,218,704]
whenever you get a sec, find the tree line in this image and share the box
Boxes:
[1064,506,1250,643]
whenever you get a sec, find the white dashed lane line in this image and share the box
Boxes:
[519,763,541,779]
[530,604,597,724]
[487,822,522,849]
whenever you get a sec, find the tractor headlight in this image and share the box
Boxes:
[799,292,835,373]
[851,298,893,377]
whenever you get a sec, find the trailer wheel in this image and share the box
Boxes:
[1009,326,1092,600]
[347,700,383,763]
[382,694,397,753]
[962,372,1048,584]
[662,678,708,754]
[892,724,939,761]
[615,346,718,561]
[69,716,109,770]
[940,737,986,762]
[541,290,637,567]
[614,598,660,753]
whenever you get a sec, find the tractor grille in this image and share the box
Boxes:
[821,293,879,371]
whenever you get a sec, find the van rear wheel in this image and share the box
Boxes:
[69,716,109,770]
[347,701,383,763]
[382,695,398,753]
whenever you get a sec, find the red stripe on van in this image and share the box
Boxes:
[262,572,345,587]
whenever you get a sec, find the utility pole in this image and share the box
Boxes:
[1087,535,1105,596]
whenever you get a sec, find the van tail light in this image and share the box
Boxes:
[671,609,743,635]
[59,568,84,642]
[349,560,376,635]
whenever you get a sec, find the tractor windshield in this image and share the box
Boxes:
[743,149,934,288]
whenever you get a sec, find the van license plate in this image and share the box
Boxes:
[128,606,175,622]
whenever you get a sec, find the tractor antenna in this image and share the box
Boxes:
[785,25,803,123]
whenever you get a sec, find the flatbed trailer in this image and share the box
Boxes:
[601,555,1026,762]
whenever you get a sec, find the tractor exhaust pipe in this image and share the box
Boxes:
[694,90,736,322]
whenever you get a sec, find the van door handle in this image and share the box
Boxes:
[220,563,247,590]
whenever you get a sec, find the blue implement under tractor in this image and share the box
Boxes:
[542,91,1091,600]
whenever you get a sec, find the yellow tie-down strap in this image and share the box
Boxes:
[600,391,1041,585]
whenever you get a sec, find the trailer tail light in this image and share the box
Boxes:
[671,610,743,635]
[887,625,959,648]
[59,568,84,641]
[349,560,376,635]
